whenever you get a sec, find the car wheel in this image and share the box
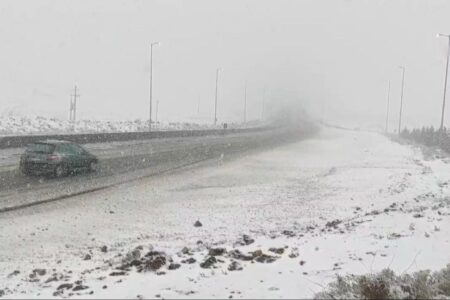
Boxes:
[89,161,98,172]
[54,165,67,178]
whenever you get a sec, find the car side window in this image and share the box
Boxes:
[72,145,87,155]
[56,144,70,154]
[57,144,76,155]
[66,144,79,155]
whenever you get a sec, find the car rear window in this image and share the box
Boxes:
[27,143,55,154]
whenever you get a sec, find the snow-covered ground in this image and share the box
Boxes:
[0,116,253,136]
[0,127,449,298]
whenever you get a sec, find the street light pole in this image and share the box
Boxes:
[149,42,160,131]
[155,100,159,127]
[385,81,391,133]
[244,82,247,124]
[437,34,450,131]
[398,66,406,135]
[214,68,221,125]
[261,86,266,121]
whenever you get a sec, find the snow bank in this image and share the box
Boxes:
[0,116,247,136]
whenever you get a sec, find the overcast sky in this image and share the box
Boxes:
[1,0,450,130]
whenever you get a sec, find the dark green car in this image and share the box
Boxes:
[20,140,99,177]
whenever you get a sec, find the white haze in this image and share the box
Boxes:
[1,0,450,131]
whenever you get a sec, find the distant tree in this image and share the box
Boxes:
[401,128,410,137]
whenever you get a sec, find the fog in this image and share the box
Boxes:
[3,2,450,298]
[1,0,450,130]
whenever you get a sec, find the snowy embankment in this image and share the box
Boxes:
[0,127,449,299]
[0,116,250,136]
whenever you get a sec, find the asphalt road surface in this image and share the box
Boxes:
[0,126,315,212]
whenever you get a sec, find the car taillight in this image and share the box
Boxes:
[47,154,61,162]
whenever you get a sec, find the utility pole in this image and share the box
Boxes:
[69,95,73,121]
[70,85,80,123]
[398,66,406,135]
[214,68,221,125]
[385,81,391,133]
[437,34,450,131]
[149,42,160,131]
[243,82,247,123]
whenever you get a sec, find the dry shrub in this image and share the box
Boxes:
[314,264,450,299]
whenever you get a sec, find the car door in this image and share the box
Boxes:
[57,144,77,169]
[71,144,91,168]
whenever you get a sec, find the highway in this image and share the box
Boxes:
[0,126,315,212]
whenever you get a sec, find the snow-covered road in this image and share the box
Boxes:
[0,128,306,212]
[0,127,449,299]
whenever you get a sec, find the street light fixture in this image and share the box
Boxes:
[437,34,450,131]
[149,41,160,131]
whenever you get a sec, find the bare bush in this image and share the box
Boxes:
[315,264,450,299]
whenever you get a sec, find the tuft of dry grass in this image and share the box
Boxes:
[315,264,450,299]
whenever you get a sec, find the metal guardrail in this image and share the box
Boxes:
[0,127,272,149]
